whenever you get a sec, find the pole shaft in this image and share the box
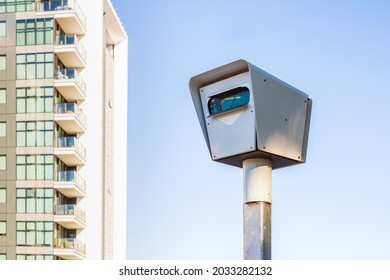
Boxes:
[243,158,272,260]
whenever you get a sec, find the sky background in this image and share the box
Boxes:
[111,0,390,259]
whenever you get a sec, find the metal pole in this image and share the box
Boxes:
[243,158,272,260]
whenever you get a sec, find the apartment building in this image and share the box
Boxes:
[0,0,128,260]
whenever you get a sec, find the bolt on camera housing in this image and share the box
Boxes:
[189,59,312,169]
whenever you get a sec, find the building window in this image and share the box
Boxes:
[16,254,53,260]
[16,87,53,113]
[16,154,53,180]
[0,55,6,70]
[16,188,53,214]
[0,254,6,260]
[16,121,53,147]
[0,155,5,170]
[0,188,5,203]
[16,221,53,246]
[16,53,53,80]
[0,221,6,236]
[0,88,5,103]
[0,0,35,13]
[16,18,53,46]
[0,122,5,137]
[0,21,5,36]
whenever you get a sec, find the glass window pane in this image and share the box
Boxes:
[26,97,35,112]
[0,155,6,170]
[27,222,35,230]
[26,231,35,245]
[26,198,35,213]
[16,131,26,146]
[26,30,35,45]
[36,63,44,79]
[16,189,25,197]
[0,88,5,103]
[45,62,53,78]
[16,198,26,213]
[45,96,53,112]
[36,131,44,146]
[36,95,44,111]
[0,1,5,13]
[0,188,6,203]
[0,21,5,36]
[16,99,25,112]
[0,122,5,137]
[0,221,6,234]
[36,164,44,180]
[36,231,44,245]
[16,31,25,45]
[26,63,35,79]
[45,131,53,146]
[26,131,35,146]
[16,65,26,79]
[17,155,25,164]
[0,55,6,70]
[16,166,25,180]
[17,232,25,245]
[45,198,53,213]
[45,164,53,180]
[45,232,53,246]
[26,165,35,180]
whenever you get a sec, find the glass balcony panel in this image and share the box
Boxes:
[55,237,85,254]
[55,34,86,64]
[56,170,86,192]
[37,0,86,32]
[55,204,85,222]
[55,103,86,127]
[56,136,86,159]
[56,68,86,93]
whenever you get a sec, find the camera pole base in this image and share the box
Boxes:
[243,158,272,260]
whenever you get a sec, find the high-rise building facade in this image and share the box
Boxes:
[0,0,128,260]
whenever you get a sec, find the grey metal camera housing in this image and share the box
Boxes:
[189,59,312,169]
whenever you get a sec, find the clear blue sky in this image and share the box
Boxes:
[112,0,390,259]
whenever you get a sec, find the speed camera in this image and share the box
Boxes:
[189,59,312,169]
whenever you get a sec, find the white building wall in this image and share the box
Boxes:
[84,0,105,259]
[113,38,128,260]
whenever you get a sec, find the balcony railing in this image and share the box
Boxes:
[55,103,86,126]
[54,238,85,254]
[37,0,86,29]
[55,204,85,222]
[56,68,86,93]
[56,136,86,159]
[55,34,87,62]
[56,171,86,192]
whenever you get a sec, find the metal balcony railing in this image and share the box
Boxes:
[55,171,86,192]
[37,0,86,30]
[56,68,86,93]
[54,238,85,254]
[55,204,85,222]
[55,103,86,126]
[55,34,86,62]
[56,136,86,159]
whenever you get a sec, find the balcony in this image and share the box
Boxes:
[54,103,86,134]
[54,68,86,101]
[37,0,86,35]
[54,136,86,166]
[55,35,86,68]
[54,204,86,229]
[54,238,86,260]
[55,171,86,197]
